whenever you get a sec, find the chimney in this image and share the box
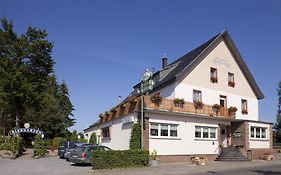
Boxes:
[162,53,168,69]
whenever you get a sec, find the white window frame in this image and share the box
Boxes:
[150,123,179,139]
[250,126,268,140]
[193,90,202,102]
[194,126,217,140]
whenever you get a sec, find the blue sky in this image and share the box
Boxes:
[1,1,281,132]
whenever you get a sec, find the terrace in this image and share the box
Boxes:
[99,95,235,123]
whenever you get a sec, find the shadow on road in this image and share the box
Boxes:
[70,163,92,167]
[250,170,281,175]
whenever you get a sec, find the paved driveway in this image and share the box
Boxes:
[0,156,92,175]
[1,154,281,175]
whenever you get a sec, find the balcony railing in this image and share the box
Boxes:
[99,95,235,123]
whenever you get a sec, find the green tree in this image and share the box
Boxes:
[68,130,78,142]
[274,81,281,143]
[0,17,75,138]
[89,133,97,144]
[129,123,141,150]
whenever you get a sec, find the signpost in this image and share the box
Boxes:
[140,69,154,149]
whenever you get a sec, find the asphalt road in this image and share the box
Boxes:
[191,164,281,175]
[0,156,92,175]
[1,155,281,175]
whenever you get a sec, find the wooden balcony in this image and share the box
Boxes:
[144,96,235,119]
[99,95,235,123]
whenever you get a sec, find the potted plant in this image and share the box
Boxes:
[228,80,235,87]
[149,149,159,166]
[212,104,222,116]
[193,100,204,109]
[242,109,248,114]
[129,97,138,104]
[150,94,162,105]
[174,98,185,107]
[98,113,104,118]
[210,76,218,83]
[228,106,237,116]
[110,107,117,113]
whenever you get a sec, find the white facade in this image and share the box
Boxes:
[248,122,270,149]
[158,38,259,121]
[84,113,137,150]
[148,113,230,155]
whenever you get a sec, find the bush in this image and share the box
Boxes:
[79,138,88,143]
[0,135,4,144]
[0,143,10,150]
[89,133,97,144]
[33,135,47,158]
[92,150,149,169]
[129,123,141,150]
[52,137,66,149]
[9,136,24,157]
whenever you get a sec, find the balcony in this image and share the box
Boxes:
[99,95,235,123]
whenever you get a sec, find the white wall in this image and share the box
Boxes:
[248,122,271,149]
[84,113,137,150]
[175,83,259,121]
[157,82,176,99]
[148,113,231,155]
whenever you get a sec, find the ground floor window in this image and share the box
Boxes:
[250,126,267,139]
[102,127,111,139]
[150,123,178,138]
[195,126,217,139]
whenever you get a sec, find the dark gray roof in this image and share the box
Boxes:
[133,30,264,99]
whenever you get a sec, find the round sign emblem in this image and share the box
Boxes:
[24,123,30,129]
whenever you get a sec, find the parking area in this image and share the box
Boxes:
[0,156,92,175]
[1,153,281,175]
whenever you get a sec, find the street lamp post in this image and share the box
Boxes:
[140,69,154,150]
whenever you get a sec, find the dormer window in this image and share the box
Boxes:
[228,73,235,87]
[210,68,218,83]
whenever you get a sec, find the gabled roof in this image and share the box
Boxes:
[133,30,264,99]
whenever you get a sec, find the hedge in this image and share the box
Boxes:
[129,123,141,150]
[92,149,149,169]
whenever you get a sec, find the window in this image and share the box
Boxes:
[150,123,158,136]
[251,127,255,138]
[220,95,227,108]
[228,73,235,87]
[210,68,218,83]
[193,90,202,102]
[210,128,216,138]
[241,99,248,114]
[102,127,110,138]
[160,124,168,136]
[170,124,178,137]
[250,127,267,139]
[195,126,201,138]
[203,127,209,138]
[195,126,217,139]
[150,123,179,138]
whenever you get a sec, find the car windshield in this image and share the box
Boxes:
[68,143,79,149]
[76,146,86,153]
[59,142,67,148]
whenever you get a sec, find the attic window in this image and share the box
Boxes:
[228,73,235,87]
[210,68,218,83]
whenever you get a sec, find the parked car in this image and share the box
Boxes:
[64,143,92,161]
[69,145,111,165]
[58,141,81,159]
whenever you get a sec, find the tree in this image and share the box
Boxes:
[89,133,97,144]
[129,123,141,150]
[274,81,281,143]
[0,17,75,138]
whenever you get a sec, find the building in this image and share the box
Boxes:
[84,30,273,162]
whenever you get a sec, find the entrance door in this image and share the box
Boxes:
[220,126,228,147]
